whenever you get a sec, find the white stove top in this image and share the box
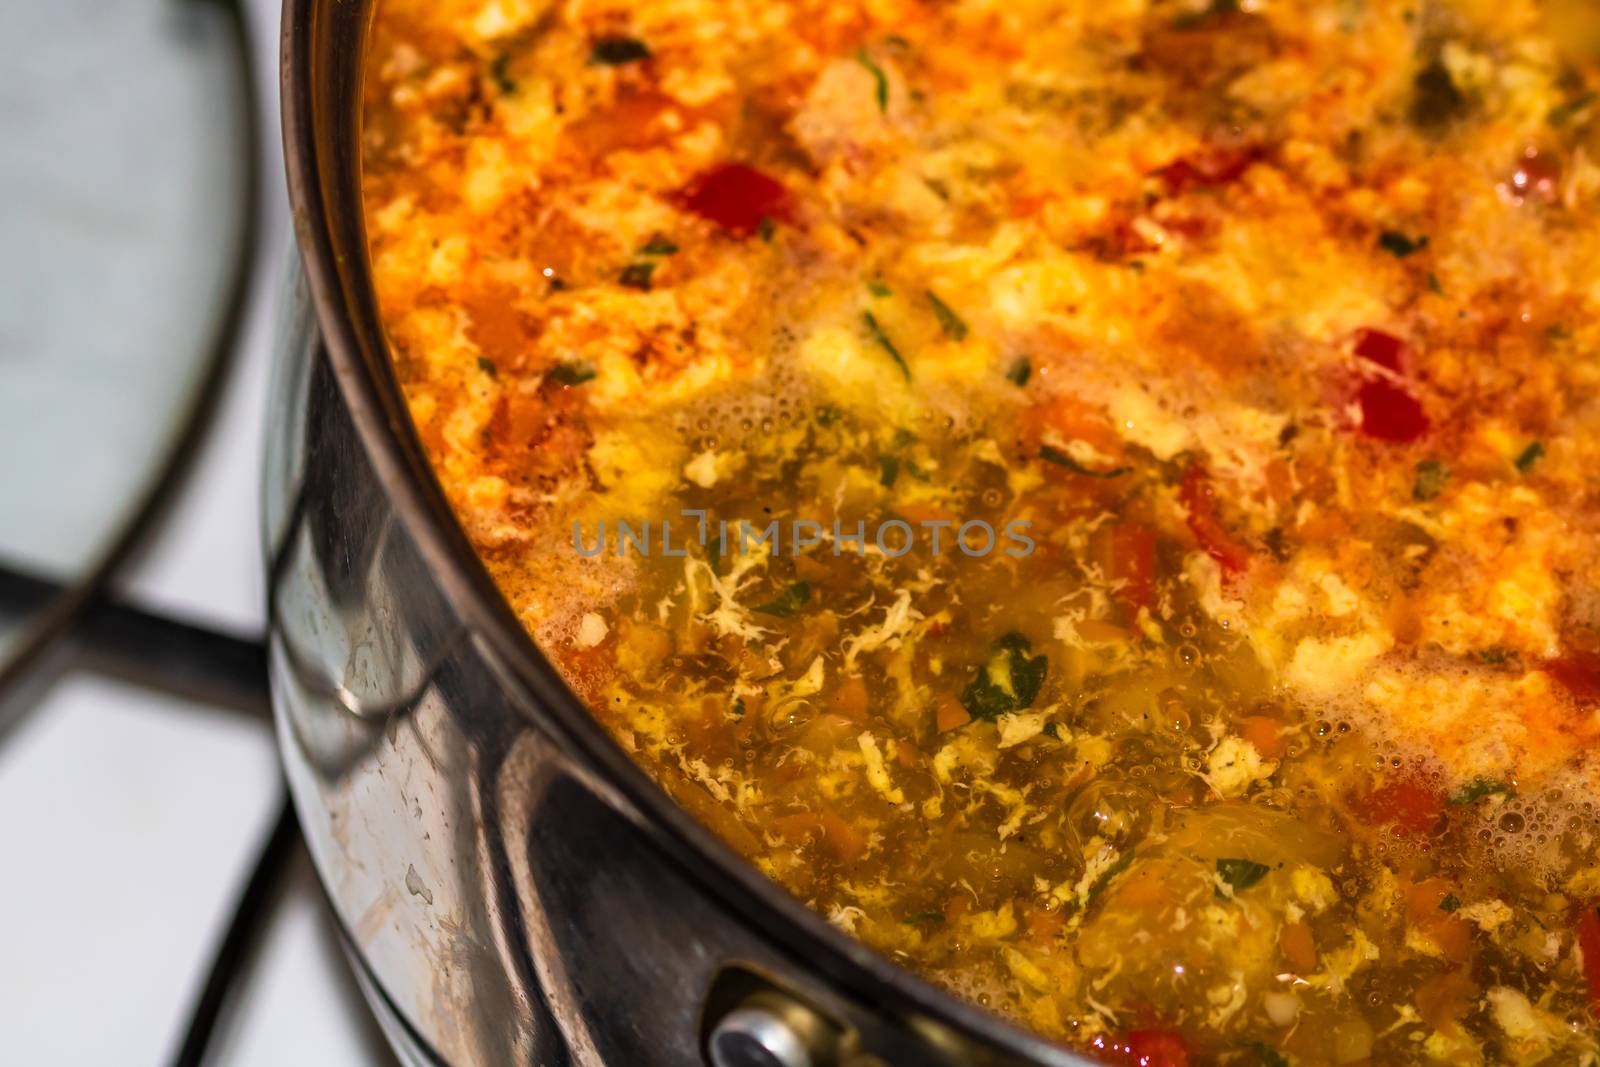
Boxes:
[0,2,393,1061]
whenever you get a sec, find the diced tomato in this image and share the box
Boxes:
[678,163,789,237]
[1546,649,1600,705]
[1356,378,1430,443]
[1155,145,1259,194]
[1356,777,1444,837]
[1095,522,1159,615]
[1178,464,1250,575]
[1576,905,1600,1012]
[1237,714,1285,760]
[1352,327,1407,372]
[1279,920,1317,973]
[1092,1028,1191,1067]
[1348,328,1429,443]
[1509,147,1561,204]
[935,697,971,734]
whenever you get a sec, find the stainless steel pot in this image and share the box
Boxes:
[270,2,1096,1063]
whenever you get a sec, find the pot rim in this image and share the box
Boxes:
[278,3,1089,1062]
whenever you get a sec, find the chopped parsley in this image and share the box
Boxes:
[490,52,516,94]
[547,360,598,386]
[901,911,945,925]
[1251,1044,1290,1067]
[1084,850,1137,907]
[476,355,498,377]
[879,455,900,487]
[1515,440,1544,472]
[962,633,1048,720]
[863,311,911,380]
[1427,271,1444,295]
[925,290,969,341]
[1378,230,1429,258]
[589,35,652,66]
[1549,91,1596,129]
[1216,858,1271,893]
[1440,894,1462,913]
[1412,459,1450,501]
[1006,356,1032,387]
[639,236,679,256]
[619,261,657,290]
[754,581,812,618]
[731,697,746,719]
[856,48,890,113]
[1448,778,1514,805]
[867,278,893,298]
[1039,445,1130,479]
[1411,57,1467,129]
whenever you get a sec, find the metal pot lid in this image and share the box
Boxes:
[0,0,258,716]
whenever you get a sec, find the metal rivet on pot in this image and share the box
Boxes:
[707,1005,816,1067]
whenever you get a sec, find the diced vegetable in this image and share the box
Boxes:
[1216,857,1271,892]
[754,581,812,617]
[1179,464,1250,574]
[961,633,1048,720]
[679,163,789,237]
[590,35,652,65]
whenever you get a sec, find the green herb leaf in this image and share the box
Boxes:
[1515,441,1544,472]
[863,311,911,380]
[961,633,1048,721]
[1411,58,1467,130]
[754,581,812,618]
[1412,459,1450,501]
[1006,356,1031,387]
[867,279,893,298]
[856,48,890,113]
[925,290,969,341]
[1448,777,1513,805]
[756,216,777,242]
[1216,858,1271,893]
[639,236,679,256]
[1251,1043,1290,1067]
[1439,894,1462,913]
[1549,91,1596,129]
[1039,444,1130,479]
[879,455,900,487]
[731,696,746,719]
[1427,272,1444,295]
[814,404,842,427]
[490,52,517,95]
[1085,850,1136,907]
[1477,646,1520,670]
[619,261,656,290]
[548,360,598,386]
[476,356,498,377]
[901,911,945,925]
[590,35,651,66]
[1378,230,1429,258]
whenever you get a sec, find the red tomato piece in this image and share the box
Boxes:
[1352,327,1407,372]
[1178,464,1250,575]
[1509,148,1561,203]
[1092,1028,1192,1067]
[1356,378,1429,443]
[1548,649,1600,705]
[1097,522,1159,615]
[1156,145,1258,194]
[1576,905,1600,1012]
[1357,778,1444,837]
[678,163,788,237]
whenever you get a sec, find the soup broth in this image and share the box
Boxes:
[362,1,1600,1062]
